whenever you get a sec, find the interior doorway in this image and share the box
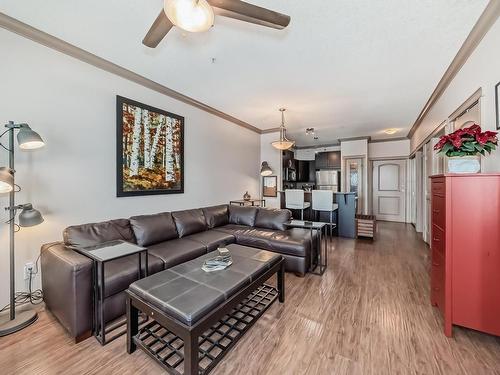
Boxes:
[345,157,364,214]
[372,159,407,222]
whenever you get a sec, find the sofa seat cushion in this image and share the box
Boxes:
[172,209,208,238]
[147,238,207,269]
[224,227,312,258]
[213,224,252,236]
[103,253,163,298]
[130,212,178,246]
[64,219,136,247]
[185,230,235,252]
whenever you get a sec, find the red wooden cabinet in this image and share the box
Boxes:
[430,174,500,337]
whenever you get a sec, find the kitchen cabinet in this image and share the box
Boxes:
[282,150,296,170]
[327,151,341,168]
[315,152,327,169]
[297,160,310,182]
[315,151,341,169]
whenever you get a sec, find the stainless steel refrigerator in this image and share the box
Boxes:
[315,170,339,192]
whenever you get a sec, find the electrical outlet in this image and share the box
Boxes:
[24,262,34,280]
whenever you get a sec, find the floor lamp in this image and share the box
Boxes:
[0,121,45,336]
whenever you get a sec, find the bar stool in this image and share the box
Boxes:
[285,189,310,220]
[312,190,338,237]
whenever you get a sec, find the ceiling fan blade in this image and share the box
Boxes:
[142,10,174,48]
[208,0,290,30]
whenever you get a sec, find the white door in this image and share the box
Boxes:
[372,160,406,222]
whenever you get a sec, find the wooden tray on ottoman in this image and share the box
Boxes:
[126,245,285,375]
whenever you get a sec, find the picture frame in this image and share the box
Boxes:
[496,82,500,130]
[116,95,184,197]
[262,176,278,197]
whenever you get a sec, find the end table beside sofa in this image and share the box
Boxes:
[41,204,321,342]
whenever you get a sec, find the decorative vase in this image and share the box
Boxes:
[447,155,481,174]
[243,191,251,201]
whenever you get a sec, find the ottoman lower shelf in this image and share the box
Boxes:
[133,284,279,375]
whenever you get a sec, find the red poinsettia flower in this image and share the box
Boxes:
[483,130,498,143]
[449,133,463,148]
[434,135,449,150]
[476,132,489,145]
[462,124,481,135]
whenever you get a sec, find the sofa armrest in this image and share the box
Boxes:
[41,242,93,340]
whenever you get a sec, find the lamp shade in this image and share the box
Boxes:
[17,126,45,150]
[0,167,14,193]
[271,139,295,150]
[260,161,273,176]
[18,204,44,227]
[164,0,214,32]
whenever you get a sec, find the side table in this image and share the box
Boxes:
[284,220,332,275]
[71,240,148,345]
[229,199,266,207]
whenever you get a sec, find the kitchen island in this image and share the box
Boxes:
[279,191,357,238]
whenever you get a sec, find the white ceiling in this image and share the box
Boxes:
[0,0,489,146]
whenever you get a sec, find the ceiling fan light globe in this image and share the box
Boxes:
[164,0,214,33]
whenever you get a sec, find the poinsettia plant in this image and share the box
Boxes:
[434,124,498,157]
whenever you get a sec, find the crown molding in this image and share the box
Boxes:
[338,136,371,143]
[0,12,262,134]
[294,142,340,150]
[369,136,409,143]
[261,127,281,134]
[407,0,500,139]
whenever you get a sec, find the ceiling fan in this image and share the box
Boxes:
[143,0,291,48]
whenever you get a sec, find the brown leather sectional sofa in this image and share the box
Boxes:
[40,204,317,341]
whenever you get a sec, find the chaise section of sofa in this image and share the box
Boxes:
[41,204,317,341]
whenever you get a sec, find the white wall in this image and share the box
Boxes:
[411,17,500,172]
[0,30,260,306]
[368,139,410,159]
[260,132,282,208]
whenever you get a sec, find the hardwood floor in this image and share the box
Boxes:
[1,222,500,374]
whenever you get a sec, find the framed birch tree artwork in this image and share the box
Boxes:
[116,96,184,197]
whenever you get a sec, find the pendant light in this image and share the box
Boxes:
[271,108,295,150]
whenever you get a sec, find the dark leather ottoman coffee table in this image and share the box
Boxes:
[126,244,285,375]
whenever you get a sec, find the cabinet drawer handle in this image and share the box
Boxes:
[433,209,440,213]
[432,262,440,267]
[433,287,440,291]
[433,237,440,242]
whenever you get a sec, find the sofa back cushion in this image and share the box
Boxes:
[228,206,258,227]
[202,205,229,229]
[172,209,207,238]
[254,208,292,231]
[63,219,136,248]
[129,212,178,247]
